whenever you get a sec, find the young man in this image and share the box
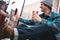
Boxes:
[0,0,60,40]
[18,0,60,39]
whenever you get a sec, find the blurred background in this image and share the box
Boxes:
[2,0,60,19]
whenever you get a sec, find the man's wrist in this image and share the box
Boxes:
[37,18,42,23]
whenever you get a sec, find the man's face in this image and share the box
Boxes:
[40,3,47,12]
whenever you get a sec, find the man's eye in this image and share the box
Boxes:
[41,4,42,5]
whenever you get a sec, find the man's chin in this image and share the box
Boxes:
[41,10,44,12]
[41,9,45,12]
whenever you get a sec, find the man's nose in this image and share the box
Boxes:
[40,6,42,8]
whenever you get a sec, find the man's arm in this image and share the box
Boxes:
[18,18,36,25]
[41,17,60,33]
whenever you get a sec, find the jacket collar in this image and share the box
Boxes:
[40,11,55,19]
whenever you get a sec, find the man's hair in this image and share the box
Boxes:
[44,3,52,10]
[0,1,6,11]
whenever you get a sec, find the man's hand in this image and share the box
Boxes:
[32,11,42,23]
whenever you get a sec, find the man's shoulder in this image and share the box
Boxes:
[50,12,60,16]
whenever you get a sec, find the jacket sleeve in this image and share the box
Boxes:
[13,28,19,40]
[41,15,60,33]
[18,18,37,25]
